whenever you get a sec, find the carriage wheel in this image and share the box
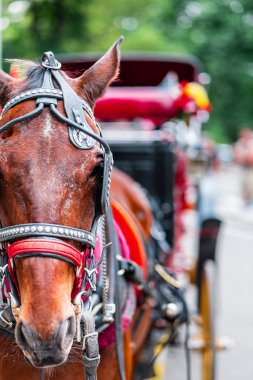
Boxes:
[199,259,216,380]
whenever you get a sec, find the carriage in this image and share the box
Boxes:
[60,52,222,379]
[0,40,222,380]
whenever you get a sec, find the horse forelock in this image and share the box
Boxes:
[6,59,63,91]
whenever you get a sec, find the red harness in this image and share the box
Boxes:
[6,238,84,267]
[5,238,87,297]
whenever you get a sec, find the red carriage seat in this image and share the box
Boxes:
[111,197,148,279]
[95,87,180,125]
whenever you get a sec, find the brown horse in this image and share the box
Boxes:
[0,39,152,379]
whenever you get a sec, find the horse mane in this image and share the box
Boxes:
[6,59,64,90]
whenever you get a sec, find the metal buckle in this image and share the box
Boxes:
[82,331,98,350]
[0,264,8,288]
[41,51,61,70]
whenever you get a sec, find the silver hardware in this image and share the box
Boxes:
[84,267,98,291]
[102,303,115,323]
[82,331,98,351]
[0,308,13,327]
[164,303,180,319]
[0,264,8,288]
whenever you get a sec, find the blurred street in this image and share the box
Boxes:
[156,164,253,380]
[216,164,253,380]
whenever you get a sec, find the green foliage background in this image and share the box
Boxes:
[3,0,253,141]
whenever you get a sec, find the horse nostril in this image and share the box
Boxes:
[16,321,35,351]
[56,316,75,349]
[66,315,75,338]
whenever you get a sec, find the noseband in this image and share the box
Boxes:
[0,52,113,278]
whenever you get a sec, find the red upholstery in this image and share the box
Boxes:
[111,198,148,279]
[95,87,180,123]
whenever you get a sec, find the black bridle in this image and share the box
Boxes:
[1,52,113,243]
[0,52,126,380]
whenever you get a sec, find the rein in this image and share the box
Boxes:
[0,52,126,380]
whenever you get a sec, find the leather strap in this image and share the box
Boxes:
[0,223,96,249]
[6,238,84,267]
[105,207,126,380]
[51,69,96,150]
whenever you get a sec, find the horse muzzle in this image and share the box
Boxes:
[16,315,76,368]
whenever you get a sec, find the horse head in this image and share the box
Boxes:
[0,38,122,368]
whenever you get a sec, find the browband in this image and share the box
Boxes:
[0,223,96,249]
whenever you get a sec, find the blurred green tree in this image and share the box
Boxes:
[2,0,253,141]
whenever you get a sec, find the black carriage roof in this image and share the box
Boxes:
[60,53,202,86]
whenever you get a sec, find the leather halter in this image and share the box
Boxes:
[0,52,113,271]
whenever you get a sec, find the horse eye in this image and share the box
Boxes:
[88,163,104,180]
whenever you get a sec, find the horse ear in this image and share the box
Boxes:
[76,36,124,107]
[0,70,14,106]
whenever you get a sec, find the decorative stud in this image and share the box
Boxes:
[25,91,31,96]
[38,226,44,232]
[59,228,64,234]
[45,226,51,233]
[52,227,58,234]
[31,226,37,232]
